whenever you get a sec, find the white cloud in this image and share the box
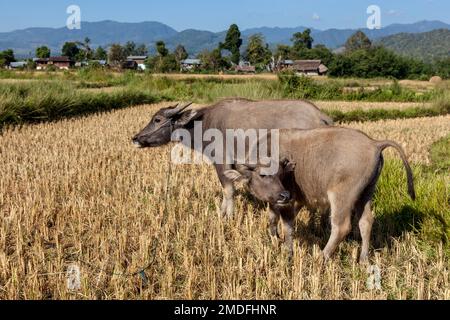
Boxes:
[312,13,320,21]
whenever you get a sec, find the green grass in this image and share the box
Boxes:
[1,69,444,101]
[278,73,437,102]
[373,138,450,252]
[0,70,449,128]
[429,135,450,174]
[373,160,449,252]
[0,81,166,129]
[121,74,440,103]
[327,104,450,123]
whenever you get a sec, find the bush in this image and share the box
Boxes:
[278,71,320,98]
[328,46,433,79]
[45,64,58,72]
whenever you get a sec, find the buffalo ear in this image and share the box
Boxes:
[281,158,296,172]
[224,170,250,184]
[174,110,199,126]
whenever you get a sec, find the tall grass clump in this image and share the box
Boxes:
[0,81,164,128]
[278,72,439,102]
[125,75,282,102]
[326,82,450,123]
[372,161,449,248]
[327,105,450,123]
[429,135,450,174]
[432,85,450,113]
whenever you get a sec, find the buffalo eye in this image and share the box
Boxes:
[154,118,162,123]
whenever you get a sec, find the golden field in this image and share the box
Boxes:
[0,102,449,300]
[344,115,450,164]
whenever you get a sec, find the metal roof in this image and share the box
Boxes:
[9,61,27,67]
[292,60,323,71]
[181,59,201,65]
[127,56,148,60]
[48,56,72,62]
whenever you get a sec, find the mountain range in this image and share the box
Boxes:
[0,20,449,59]
[377,29,450,62]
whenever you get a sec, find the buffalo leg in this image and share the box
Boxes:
[221,183,235,218]
[322,191,352,260]
[358,201,374,263]
[268,205,280,238]
[280,206,296,257]
[216,164,235,217]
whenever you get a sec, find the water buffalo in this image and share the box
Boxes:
[225,127,416,263]
[224,162,295,207]
[132,98,333,217]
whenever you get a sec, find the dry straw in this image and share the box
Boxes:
[0,103,448,299]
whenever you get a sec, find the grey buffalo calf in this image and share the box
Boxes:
[229,127,416,263]
[132,98,333,217]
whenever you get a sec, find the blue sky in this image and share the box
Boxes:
[1,0,449,32]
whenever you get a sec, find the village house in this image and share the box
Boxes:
[234,61,256,74]
[8,61,28,69]
[74,60,107,68]
[180,58,202,72]
[234,65,256,73]
[291,60,328,76]
[74,61,89,68]
[275,59,328,76]
[127,56,147,70]
[90,60,107,67]
[122,60,138,70]
[34,56,73,70]
[276,59,294,71]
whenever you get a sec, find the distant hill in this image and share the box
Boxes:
[0,21,178,57]
[377,29,450,61]
[0,19,449,57]
[164,29,225,53]
[313,20,450,49]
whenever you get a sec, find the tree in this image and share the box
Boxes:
[145,41,179,73]
[329,46,414,79]
[135,44,148,56]
[198,48,229,72]
[123,42,148,56]
[156,41,169,57]
[108,44,127,67]
[174,45,188,62]
[36,46,51,58]
[274,45,292,61]
[345,31,372,52]
[245,34,271,68]
[62,42,80,59]
[328,54,353,77]
[433,58,450,79]
[82,37,93,59]
[291,29,314,52]
[72,38,93,61]
[296,44,335,66]
[124,41,136,56]
[0,49,15,67]
[222,24,243,65]
[145,54,179,73]
[94,46,107,60]
[144,57,156,71]
[160,55,179,73]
